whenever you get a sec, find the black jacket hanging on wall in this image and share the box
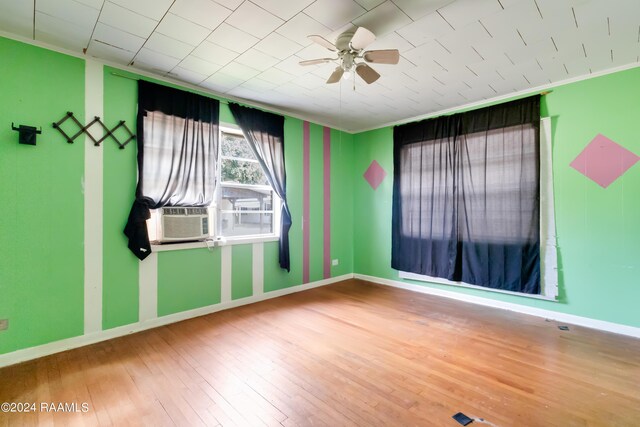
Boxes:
[392,96,541,294]
[124,80,220,260]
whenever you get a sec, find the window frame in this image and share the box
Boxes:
[214,124,281,242]
[147,124,281,250]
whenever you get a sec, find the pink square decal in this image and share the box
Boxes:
[364,160,387,190]
[570,134,639,188]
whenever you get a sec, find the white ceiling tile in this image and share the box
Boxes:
[145,32,194,59]
[296,43,336,60]
[225,2,284,39]
[99,2,158,39]
[75,0,104,8]
[304,0,366,30]
[155,13,211,46]
[86,39,136,64]
[465,54,514,76]
[276,13,332,46]
[392,0,454,21]
[438,0,502,30]
[274,55,314,76]
[234,49,280,71]
[438,21,492,58]
[552,28,589,62]
[93,22,145,52]
[212,0,243,10]
[494,0,546,45]
[251,0,315,21]
[0,0,33,39]
[396,11,454,46]
[207,23,259,53]
[257,68,296,85]
[36,0,99,30]
[497,0,527,8]
[170,0,232,30]
[354,0,386,10]
[471,31,522,62]
[352,1,412,38]
[611,40,640,65]
[237,78,278,92]
[35,11,93,51]
[310,62,341,80]
[562,56,591,77]
[291,73,327,90]
[192,40,238,66]
[200,72,244,92]
[254,32,304,60]
[178,54,222,75]
[367,31,415,53]
[218,61,262,80]
[109,0,173,21]
[170,66,208,84]
[134,47,182,71]
[225,85,262,99]
[609,16,640,45]
[403,40,451,67]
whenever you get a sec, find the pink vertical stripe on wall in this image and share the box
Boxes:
[302,121,310,284]
[323,127,331,279]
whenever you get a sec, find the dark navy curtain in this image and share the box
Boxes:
[392,96,541,294]
[229,103,291,272]
[124,80,219,260]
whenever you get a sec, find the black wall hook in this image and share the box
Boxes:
[12,123,42,146]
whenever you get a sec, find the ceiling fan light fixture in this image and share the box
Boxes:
[301,26,399,86]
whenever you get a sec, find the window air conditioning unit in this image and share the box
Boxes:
[155,207,209,243]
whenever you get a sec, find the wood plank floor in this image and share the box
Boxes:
[1,279,639,426]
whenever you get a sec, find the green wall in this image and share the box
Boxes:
[0,38,85,353]
[0,37,354,356]
[158,248,221,316]
[353,67,640,328]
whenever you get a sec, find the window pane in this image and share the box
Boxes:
[219,187,273,236]
[220,187,272,210]
[221,132,256,160]
[221,159,269,185]
[220,212,273,237]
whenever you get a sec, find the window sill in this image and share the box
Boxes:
[151,235,279,252]
[398,271,558,301]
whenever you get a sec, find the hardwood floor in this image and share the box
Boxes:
[1,279,639,426]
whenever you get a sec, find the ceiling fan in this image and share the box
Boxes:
[299,27,400,85]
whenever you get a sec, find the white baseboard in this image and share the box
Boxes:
[354,274,640,339]
[0,274,354,368]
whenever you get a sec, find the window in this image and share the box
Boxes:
[146,126,279,244]
[216,128,278,238]
[392,96,557,298]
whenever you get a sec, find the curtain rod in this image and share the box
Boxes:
[110,72,229,105]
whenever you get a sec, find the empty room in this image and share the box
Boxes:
[1,0,639,425]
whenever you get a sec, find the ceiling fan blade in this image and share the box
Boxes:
[299,58,335,66]
[326,67,344,84]
[363,49,400,64]
[356,63,380,84]
[350,27,376,50]
[308,35,337,51]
